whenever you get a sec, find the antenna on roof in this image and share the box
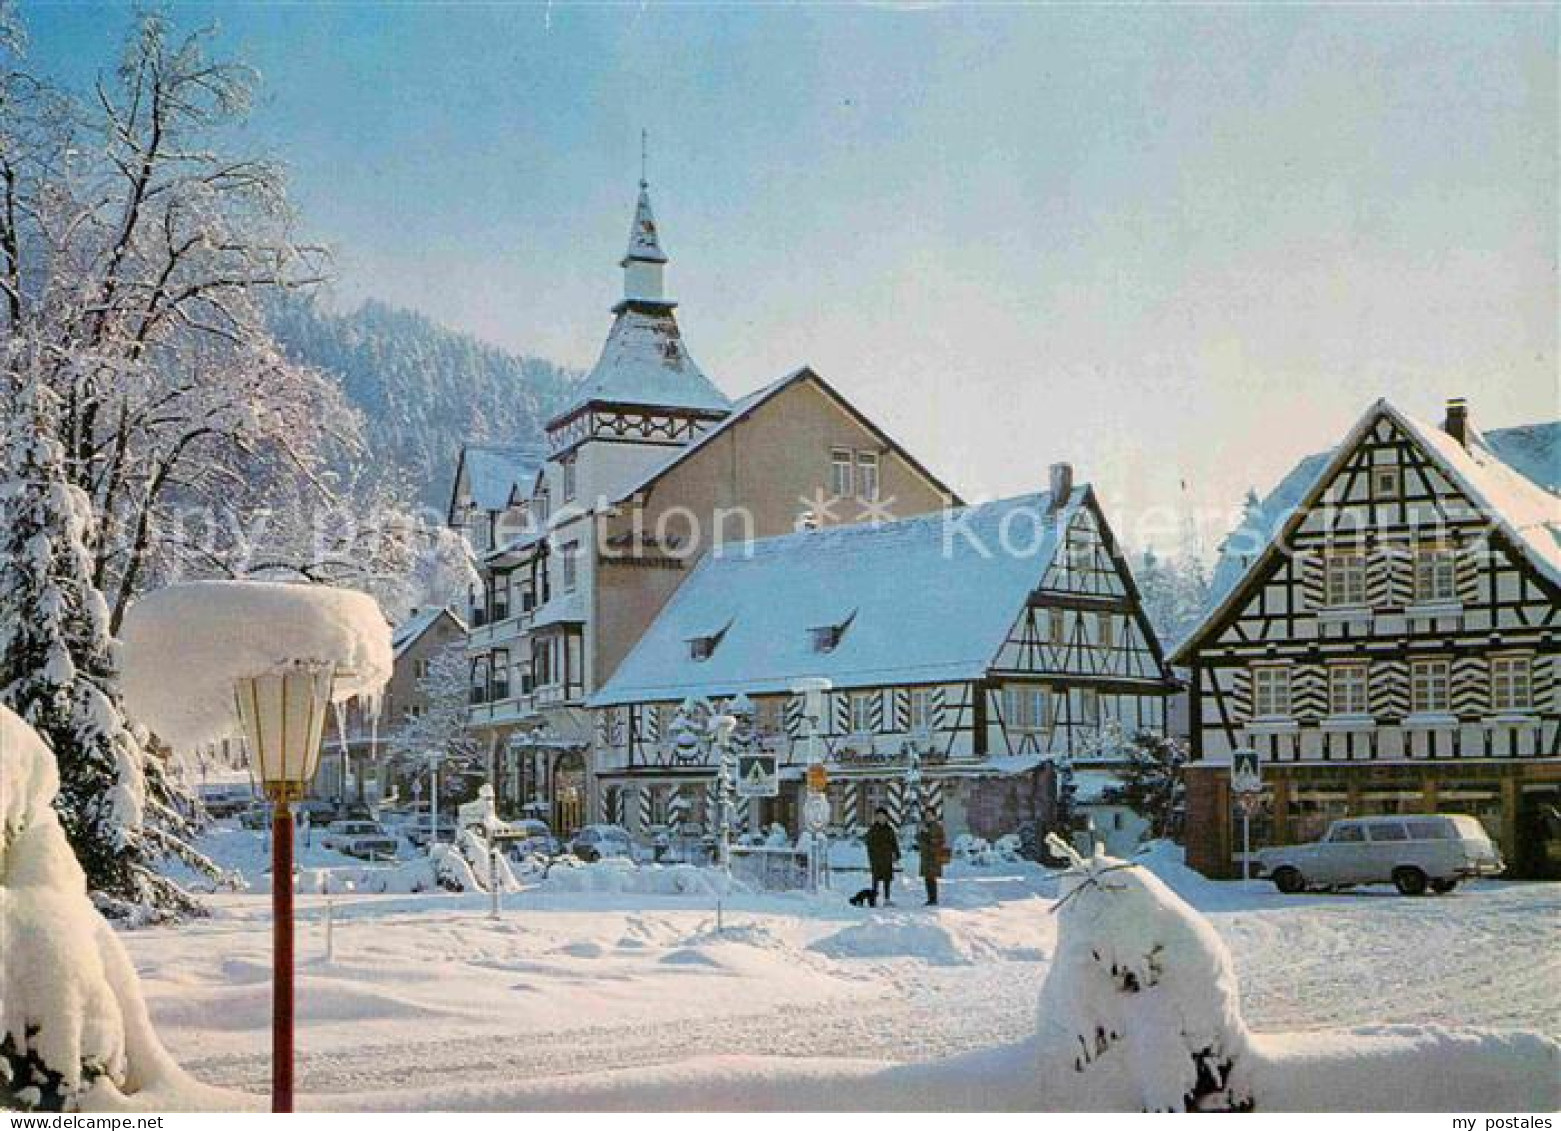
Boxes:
[640,128,649,188]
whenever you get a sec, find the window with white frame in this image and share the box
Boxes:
[909,688,935,733]
[1252,665,1292,719]
[1328,663,1370,716]
[1410,658,1451,714]
[1413,544,1457,603]
[561,455,577,502]
[855,451,880,501]
[561,542,580,593]
[1003,685,1048,732]
[1048,608,1066,645]
[1325,552,1367,607]
[830,449,853,497]
[1490,655,1533,712]
[849,691,876,734]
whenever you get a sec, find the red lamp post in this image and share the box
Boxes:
[235,663,336,1114]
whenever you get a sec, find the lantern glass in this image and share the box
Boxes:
[234,664,335,798]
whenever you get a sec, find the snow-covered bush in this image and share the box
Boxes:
[951,833,1023,867]
[540,858,744,898]
[0,706,229,1110]
[1035,836,1252,1111]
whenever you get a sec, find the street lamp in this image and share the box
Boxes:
[233,662,337,1114]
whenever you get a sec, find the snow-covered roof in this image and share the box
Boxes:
[623,182,667,265]
[590,490,1087,706]
[552,306,730,424]
[452,444,546,518]
[391,607,463,660]
[1179,404,1560,664]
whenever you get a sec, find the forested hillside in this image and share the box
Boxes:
[269,297,578,509]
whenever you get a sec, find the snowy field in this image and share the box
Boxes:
[121,829,1561,1111]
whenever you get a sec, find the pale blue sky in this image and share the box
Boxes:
[23,2,1558,553]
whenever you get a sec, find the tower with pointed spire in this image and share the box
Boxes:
[544,179,731,495]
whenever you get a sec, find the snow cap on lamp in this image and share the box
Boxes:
[119,580,393,754]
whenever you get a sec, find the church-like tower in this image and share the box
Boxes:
[544,180,731,482]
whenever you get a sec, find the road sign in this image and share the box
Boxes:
[736,754,779,798]
[806,764,828,792]
[1231,749,1262,794]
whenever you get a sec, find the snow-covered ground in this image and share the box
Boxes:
[117,827,1561,1110]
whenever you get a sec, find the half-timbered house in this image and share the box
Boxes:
[454,178,957,835]
[1173,399,1561,878]
[589,469,1177,848]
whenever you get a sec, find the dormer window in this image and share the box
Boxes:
[810,613,855,654]
[690,637,716,661]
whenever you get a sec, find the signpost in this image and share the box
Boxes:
[737,754,779,797]
[1231,748,1262,885]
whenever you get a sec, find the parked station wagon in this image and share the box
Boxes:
[1257,814,1503,895]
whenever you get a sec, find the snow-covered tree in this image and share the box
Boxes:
[1108,730,1190,842]
[382,639,484,799]
[0,368,211,921]
[0,10,424,625]
[1136,546,1212,652]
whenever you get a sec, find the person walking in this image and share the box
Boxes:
[865,807,900,906]
[916,811,947,906]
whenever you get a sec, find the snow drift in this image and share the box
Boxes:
[119,580,392,753]
[0,705,238,1111]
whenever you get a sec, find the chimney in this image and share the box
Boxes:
[1049,462,1074,510]
[1442,398,1469,448]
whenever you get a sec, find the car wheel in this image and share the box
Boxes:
[1393,867,1429,896]
[1429,878,1457,894]
[1272,866,1305,894]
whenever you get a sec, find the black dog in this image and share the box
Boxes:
[848,887,877,908]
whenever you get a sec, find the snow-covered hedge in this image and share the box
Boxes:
[540,858,744,898]
[0,706,233,1111]
[952,833,1023,866]
[1036,836,1560,1111]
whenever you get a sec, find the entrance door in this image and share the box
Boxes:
[554,751,586,837]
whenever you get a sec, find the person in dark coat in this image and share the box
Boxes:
[864,807,900,906]
[916,812,948,906]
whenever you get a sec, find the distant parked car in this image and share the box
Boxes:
[1258,814,1503,895]
[198,783,254,819]
[295,799,340,824]
[405,814,458,849]
[503,818,561,860]
[239,802,271,830]
[569,824,635,863]
[321,820,399,861]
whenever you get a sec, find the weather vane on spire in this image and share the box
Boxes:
[640,128,649,188]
